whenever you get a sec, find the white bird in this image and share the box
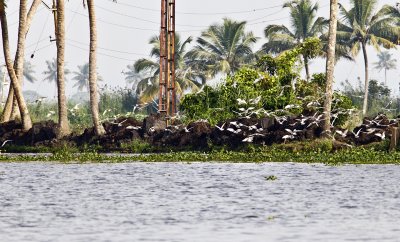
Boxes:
[72,103,81,111]
[227,128,241,134]
[282,135,295,141]
[253,74,263,84]
[334,130,348,138]
[111,119,127,127]
[275,116,287,125]
[285,104,300,110]
[285,129,300,136]
[126,126,141,130]
[242,136,254,143]
[249,96,261,105]
[215,123,226,131]
[352,129,363,139]
[237,98,247,105]
[184,127,193,133]
[1,140,12,147]
[229,121,241,129]
[46,110,55,118]
[35,96,47,103]
[248,125,258,131]
[375,132,386,140]
[102,109,111,116]
[307,101,321,108]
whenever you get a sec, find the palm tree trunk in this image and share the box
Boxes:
[1,86,13,122]
[87,0,105,136]
[55,0,70,137]
[304,55,310,81]
[1,0,42,122]
[0,1,32,131]
[361,42,369,116]
[323,0,338,133]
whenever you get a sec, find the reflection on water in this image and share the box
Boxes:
[0,162,399,242]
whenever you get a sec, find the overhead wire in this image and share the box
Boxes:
[108,0,284,15]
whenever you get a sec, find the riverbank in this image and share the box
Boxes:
[1,139,399,164]
[0,113,397,154]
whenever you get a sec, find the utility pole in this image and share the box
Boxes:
[159,0,176,121]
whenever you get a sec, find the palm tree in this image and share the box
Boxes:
[374,51,397,86]
[72,63,103,91]
[131,34,200,103]
[86,0,105,135]
[55,0,70,137]
[262,0,326,80]
[42,58,70,83]
[23,60,37,83]
[123,64,145,91]
[337,0,400,115]
[186,18,257,79]
[0,0,32,130]
[323,0,339,133]
[1,0,41,122]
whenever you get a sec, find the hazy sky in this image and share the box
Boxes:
[1,0,399,99]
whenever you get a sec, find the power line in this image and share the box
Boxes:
[67,42,138,62]
[69,8,204,33]
[109,0,284,15]
[66,38,149,57]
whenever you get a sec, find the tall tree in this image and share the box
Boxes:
[42,58,70,84]
[262,0,326,80]
[72,63,103,91]
[0,0,32,130]
[337,0,400,115]
[86,0,105,135]
[132,34,200,103]
[323,0,338,133]
[55,0,70,137]
[2,0,41,122]
[23,60,37,83]
[373,51,397,86]
[186,18,257,78]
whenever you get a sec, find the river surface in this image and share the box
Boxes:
[0,162,399,242]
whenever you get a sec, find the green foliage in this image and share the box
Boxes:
[2,143,400,165]
[182,38,354,125]
[120,139,153,153]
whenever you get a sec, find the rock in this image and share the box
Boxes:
[143,113,166,134]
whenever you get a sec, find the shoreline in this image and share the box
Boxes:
[1,144,399,165]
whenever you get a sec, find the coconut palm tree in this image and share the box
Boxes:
[262,0,327,80]
[323,0,339,133]
[1,0,41,123]
[337,0,400,115]
[42,58,70,83]
[123,64,145,91]
[55,0,70,136]
[72,63,103,91]
[374,51,397,86]
[23,60,37,83]
[186,18,257,79]
[86,0,105,135]
[0,0,32,130]
[131,34,200,103]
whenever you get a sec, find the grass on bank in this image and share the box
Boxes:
[0,139,399,165]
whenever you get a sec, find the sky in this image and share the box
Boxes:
[1,0,399,101]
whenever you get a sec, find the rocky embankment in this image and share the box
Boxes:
[0,113,397,152]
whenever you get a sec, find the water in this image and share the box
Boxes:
[0,162,399,242]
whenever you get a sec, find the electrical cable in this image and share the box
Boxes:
[108,0,284,15]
